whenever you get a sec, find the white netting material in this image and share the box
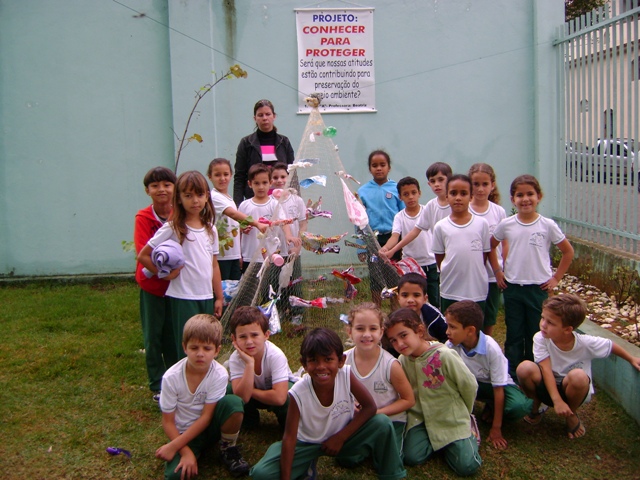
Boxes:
[220,100,400,337]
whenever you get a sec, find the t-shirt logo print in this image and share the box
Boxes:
[470,239,483,251]
[422,351,445,389]
[331,399,352,419]
[529,232,546,247]
[373,380,388,394]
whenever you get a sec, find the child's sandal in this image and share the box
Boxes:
[523,409,545,425]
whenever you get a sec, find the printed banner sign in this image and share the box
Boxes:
[295,8,375,113]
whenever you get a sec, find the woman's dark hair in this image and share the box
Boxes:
[253,99,277,133]
[253,99,275,116]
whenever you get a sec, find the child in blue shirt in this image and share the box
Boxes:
[358,150,404,304]
[358,150,404,243]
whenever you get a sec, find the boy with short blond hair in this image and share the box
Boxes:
[228,306,297,429]
[517,294,640,439]
[445,301,532,450]
[157,314,249,479]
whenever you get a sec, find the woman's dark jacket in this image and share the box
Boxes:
[233,131,295,205]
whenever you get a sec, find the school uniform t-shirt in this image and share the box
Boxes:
[274,192,306,256]
[493,215,565,284]
[228,340,296,389]
[392,206,435,266]
[416,197,451,233]
[159,358,228,433]
[148,222,219,300]
[238,197,277,263]
[289,366,354,443]
[447,332,515,387]
[533,331,611,395]
[431,215,490,302]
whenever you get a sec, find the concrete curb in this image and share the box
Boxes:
[579,319,640,425]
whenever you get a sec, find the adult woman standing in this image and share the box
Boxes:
[233,99,295,205]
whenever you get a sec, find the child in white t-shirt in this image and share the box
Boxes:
[270,162,306,257]
[237,164,278,273]
[431,174,491,312]
[517,294,640,439]
[270,162,306,320]
[138,171,224,359]
[468,163,506,337]
[380,176,439,307]
[207,158,269,280]
[491,174,574,380]
[380,163,453,309]
[228,306,297,429]
[157,314,249,478]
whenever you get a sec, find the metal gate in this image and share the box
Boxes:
[555,0,640,256]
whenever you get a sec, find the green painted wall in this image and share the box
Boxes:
[0,0,563,276]
[0,0,174,275]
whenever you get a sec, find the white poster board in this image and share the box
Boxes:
[295,8,375,113]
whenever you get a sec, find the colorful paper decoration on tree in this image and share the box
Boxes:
[288,296,345,308]
[301,231,347,254]
[340,178,369,228]
[323,126,337,137]
[300,175,327,188]
[306,197,332,219]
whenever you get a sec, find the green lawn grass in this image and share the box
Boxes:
[1,279,639,479]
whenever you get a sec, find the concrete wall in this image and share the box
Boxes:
[0,0,174,275]
[579,320,640,425]
[0,0,564,276]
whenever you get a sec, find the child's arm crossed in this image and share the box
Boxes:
[138,244,183,280]
[321,371,376,456]
[155,404,216,477]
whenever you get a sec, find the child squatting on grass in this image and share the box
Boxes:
[250,327,407,480]
[156,314,250,479]
[444,301,533,450]
[343,303,415,456]
[228,306,298,430]
[516,294,640,439]
[385,308,482,476]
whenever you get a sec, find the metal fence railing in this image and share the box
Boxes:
[555,0,640,256]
